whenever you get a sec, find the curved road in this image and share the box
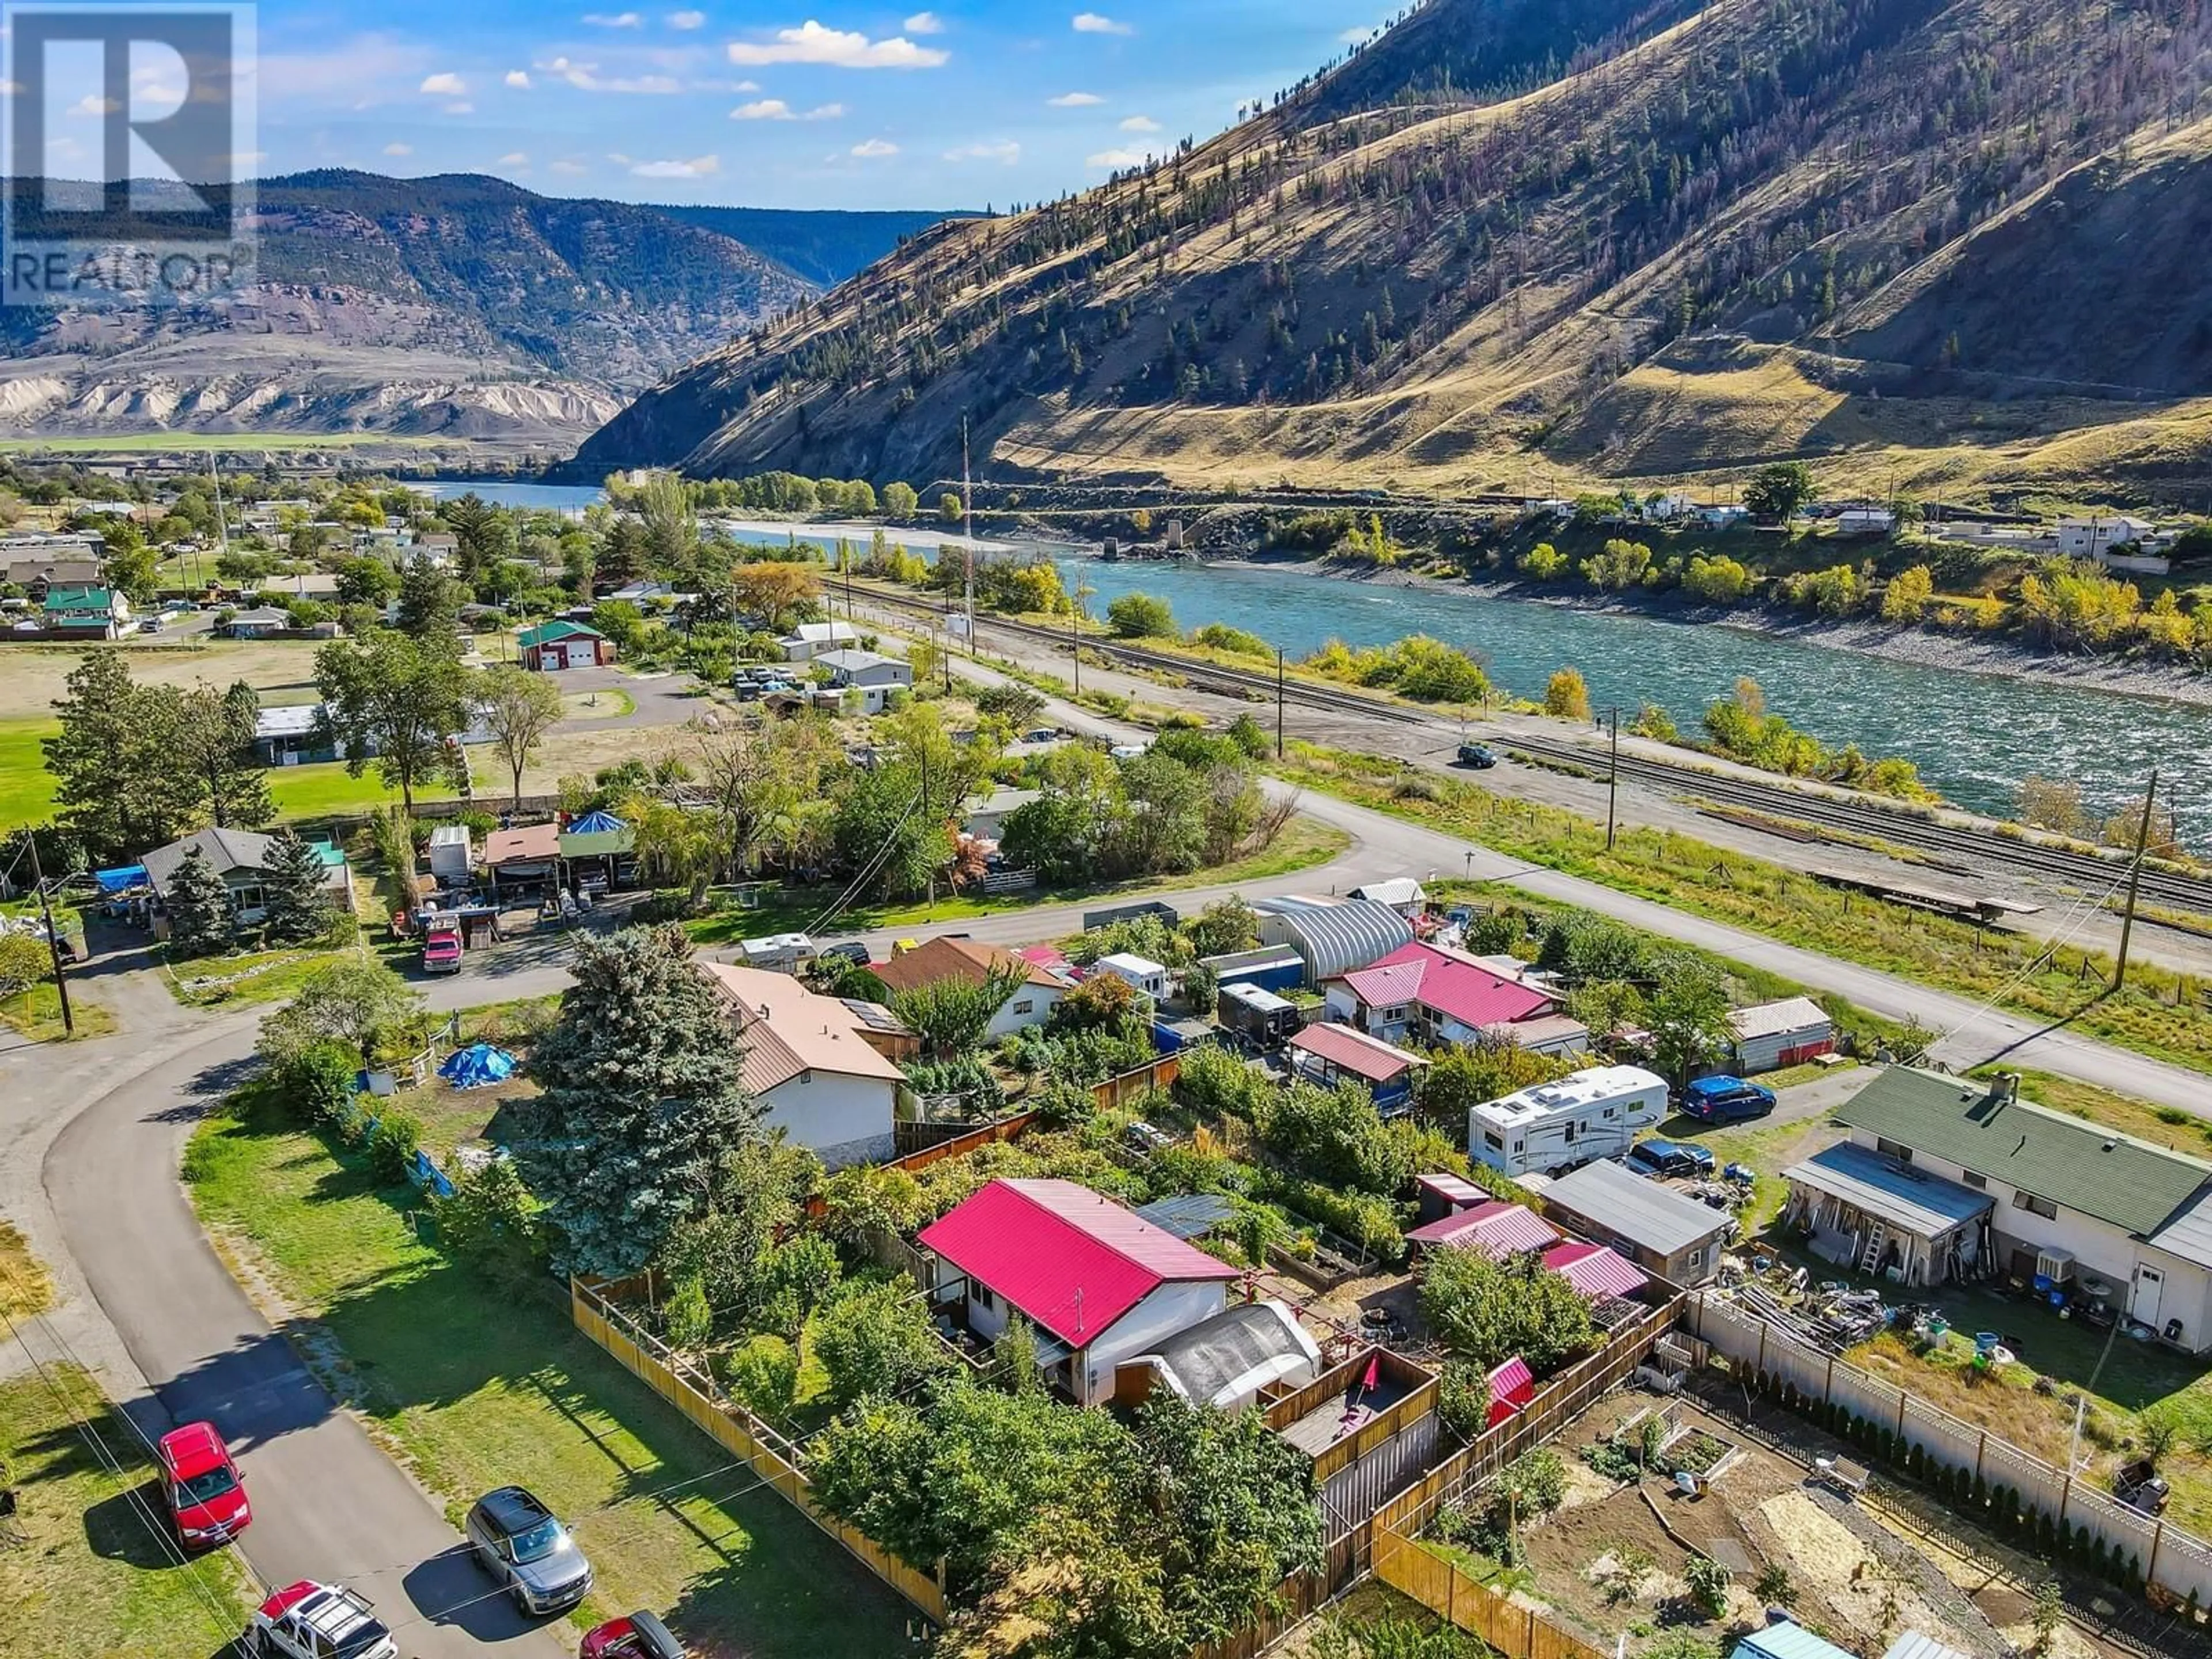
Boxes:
[44,1017,570,1659]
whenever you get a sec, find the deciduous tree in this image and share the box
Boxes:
[469,665,565,808]
[316,631,468,813]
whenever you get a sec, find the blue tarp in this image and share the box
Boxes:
[566,809,627,835]
[94,863,147,893]
[439,1043,518,1088]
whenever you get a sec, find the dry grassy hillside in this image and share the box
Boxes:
[575,0,2212,503]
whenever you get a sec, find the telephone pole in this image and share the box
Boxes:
[25,837,73,1036]
[2113,768,2159,992]
[1605,707,1622,851]
[1275,649,1286,759]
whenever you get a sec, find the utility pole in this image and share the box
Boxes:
[1606,707,1621,851]
[25,837,73,1036]
[960,418,975,654]
[1275,648,1285,759]
[2113,768,2159,991]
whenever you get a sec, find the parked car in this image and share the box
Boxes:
[1108,743,1147,759]
[1679,1074,1778,1124]
[139,617,163,635]
[157,1420,251,1548]
[244,1582,397,1659]
[1625,1139,1716,1180]
[582,1611,686,1658]
[465,1486,594,1616]
[1456,742,1497,768]
[816,940,872,968]
[1021,727,1062,744]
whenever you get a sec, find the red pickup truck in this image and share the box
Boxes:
[422,919,464,974]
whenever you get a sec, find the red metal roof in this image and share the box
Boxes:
[1542,1241,1650,1300]
[1334,942,1556,1032]
[918,1178,1238,1347]
[1286,1021,1424,1084]
[1486,1355,1536,1425]
[1406,1199,1560,1255]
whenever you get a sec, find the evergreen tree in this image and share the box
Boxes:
[164,845,235,956]
[522,925,763,1276]
[395,552,467,645]
[260,827,332,945]
[41,653,193,863]
[174,681,275,830]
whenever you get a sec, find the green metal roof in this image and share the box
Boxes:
[518,620,604,647]
[557,828,634,858]
[43,585,114,611]
[1836,1067,2211,1237]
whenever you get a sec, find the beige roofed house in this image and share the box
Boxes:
[696,962,907,1167]
[870,936,1065,1039]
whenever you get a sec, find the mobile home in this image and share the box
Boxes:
[1469,1065,1669,1179]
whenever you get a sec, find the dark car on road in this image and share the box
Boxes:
[1625,1138,1716,1180]
[1679,1074,1778,1124]
[465,1485,594,1616]
[1456,742,1498,768]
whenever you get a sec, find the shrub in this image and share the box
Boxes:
[365,1108,423,1185]
[722,1334,801,1423]
[283,1040,361,1132]
[1518,543,1567,581]
[811,1280,952,1408]
[1684,1555,1732,1618]
[664,1275,712,1349]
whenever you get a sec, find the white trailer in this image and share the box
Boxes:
[426,823,473,884]
[1469,1065,1670,1179]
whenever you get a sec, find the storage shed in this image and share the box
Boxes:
[1252,894,1414,984]
[426,824,473,884]
[1726,996,1835,1074]
[1537,1159,1734,1285]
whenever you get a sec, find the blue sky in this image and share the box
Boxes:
[244,4,1391,209]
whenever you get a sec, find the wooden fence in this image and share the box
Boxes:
[570,1278,950,1625]
[1373,1523,1609,1659]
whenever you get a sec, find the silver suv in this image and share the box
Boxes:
[464,1486,593,1616]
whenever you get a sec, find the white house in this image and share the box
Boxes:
[1093,952,1168,1001]
[815,647,915,713]
[2056,515,2159,560]
[1698,505,1749,529]
[1836,506,1895,536]
[1784,1068,2212,1349]
[1347,877,1426,919]
[780,620,860,662]
[696,962,907,1167]
[919,1178,1240,1404]
[870,936,1065,1039]
[1468,1065,1669,1179]
[1645,492,1697,521]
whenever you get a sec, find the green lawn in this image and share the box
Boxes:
[268,760,457,820]
[0,718,58,825]
[0,1365,255,1657]
[184,1093,914,1655]
[162,944,363,1009]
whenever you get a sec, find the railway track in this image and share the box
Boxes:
[857,585,2212,917]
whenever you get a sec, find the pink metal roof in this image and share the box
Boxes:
[1415,1173,1488,1207]
[918,1178,1237,1347]
[1334,942,1556,1032]
[1488,1355,1535,1407]
[1286,1021,1425,1084]
[1543,1241,1650,1300]
[1405,1199,1560,1255]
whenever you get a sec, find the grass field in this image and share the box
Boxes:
[0,1219,54,1317]
[0,1364,256,1657]
[0,718,56,823]
[184,1093,914,1654]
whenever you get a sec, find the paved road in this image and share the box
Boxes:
[43,1020,570,1658]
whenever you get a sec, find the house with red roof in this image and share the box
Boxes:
[1541,1241,1650,1301]
[1321,941,1588,1056]
[918,1177,1241,1405]
[1404,1199,1562,1258]
[1285,1021,1427,1110]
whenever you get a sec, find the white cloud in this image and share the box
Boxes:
[903,10,944,31]
[445,100,475,113]
[583,10,643,25]
[1047,90,1101,107]
[667,9,707,26]
[728,21,948,69]
[1340,25,1375,44]
[1072,12,1131,34]
[1119,113,1158,131]
[551,158,588,175]
[383,141,414,156]
[498,150,529,164]
[536,54,681,93]
[733,78,759,90]
[505,69,532,88]
[1086,145,1155,169]
[732,97,841,120]
[69,93,120,115]
[419,71,467,96]
[944,140,1019,164]
[850,138,898,157]
[631,153,718,177]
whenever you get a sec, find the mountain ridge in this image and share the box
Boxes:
[572,0,2212,503]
